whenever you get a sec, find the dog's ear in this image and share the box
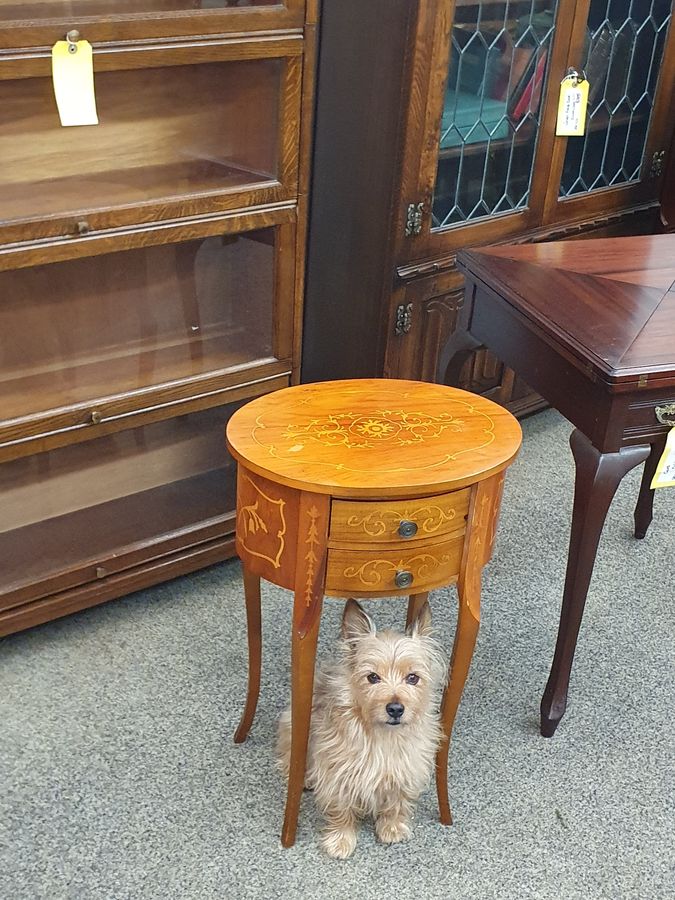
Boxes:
[407,601,432,638]
[342,600,375,642]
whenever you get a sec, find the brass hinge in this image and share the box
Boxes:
[649,150,665,178]
[394,302,413,336]
[404,202,424,237]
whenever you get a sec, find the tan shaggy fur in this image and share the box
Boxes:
[277,600,447,859]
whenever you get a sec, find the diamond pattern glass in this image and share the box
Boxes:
[560,0,672,197]
[432,1,559,230]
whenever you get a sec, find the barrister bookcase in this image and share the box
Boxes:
[0,0,317,636]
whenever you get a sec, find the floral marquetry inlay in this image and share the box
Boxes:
[303,505,320,607]
[342,553,453,587]
[237,475,287,570]
[346,504,458,537]
[281,408,468,451]
[226,379,522,497]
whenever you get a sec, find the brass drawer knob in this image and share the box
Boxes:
[398,519,418,539]
[394,570,414,589]
[90,409,103,424]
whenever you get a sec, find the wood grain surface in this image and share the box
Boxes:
[226,379,522,498]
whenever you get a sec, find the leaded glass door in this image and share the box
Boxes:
[432,0,560,228]
[397,0,574,263]
[562,0,671,195]
[543,0,675,223]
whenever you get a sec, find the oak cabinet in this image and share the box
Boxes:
[303,0,675,414]
[0,1,317,635]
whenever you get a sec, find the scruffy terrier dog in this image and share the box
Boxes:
[277,599,447,858]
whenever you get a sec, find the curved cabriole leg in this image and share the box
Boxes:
[634,436,666,539]
[436,571,480,826]
[281,492,330,849]
[234,566,262,744]
[406,592,430,629]
[436,475,498,826]
[540,431,650,738]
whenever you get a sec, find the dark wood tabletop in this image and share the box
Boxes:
[458,235,675,389]
[445,234,675,736]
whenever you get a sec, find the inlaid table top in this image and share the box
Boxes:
[460,234,675,390]
[226,379,522,499]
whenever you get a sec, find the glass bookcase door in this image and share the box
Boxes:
[0,219,294,454]
[559,0,672,198]
[432,0,560,230]
[0,46,300,243]
[0,0,304,46]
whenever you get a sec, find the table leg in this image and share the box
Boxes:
[281,492,330,849]
[540,430,650,737]
[634,436,666,539]
[436,570,480,826]
[435,476,498,826]
[436,330,482,386]
[234,565,262,744]
[406,592,429,629]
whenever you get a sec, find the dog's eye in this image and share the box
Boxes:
[366,672,381,684]
[405,673,420,685]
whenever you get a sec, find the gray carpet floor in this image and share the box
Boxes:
[1,409,674,900]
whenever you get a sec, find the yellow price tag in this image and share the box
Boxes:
[51,38,98,127]
[556,75,589,137]
[651,428,675,489]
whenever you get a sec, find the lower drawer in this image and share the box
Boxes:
[324,534,464,598]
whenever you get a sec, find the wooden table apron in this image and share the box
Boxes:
[225,378,521,848]
[444,238,675,738]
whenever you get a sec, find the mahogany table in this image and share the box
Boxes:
[440,234,675,737]
[226,379,521,847]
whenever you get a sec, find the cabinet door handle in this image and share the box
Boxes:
[90,410,103,425]
[394,570,414,589]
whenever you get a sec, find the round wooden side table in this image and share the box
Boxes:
[226,379,521,848]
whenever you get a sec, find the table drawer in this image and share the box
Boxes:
[324,535,464,598]
[329,489,470,546]
[625,396,675,442]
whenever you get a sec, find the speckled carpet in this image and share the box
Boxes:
[1,409,674,900]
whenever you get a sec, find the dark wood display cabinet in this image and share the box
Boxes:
[0,0,318,636]
[304,0,675,416]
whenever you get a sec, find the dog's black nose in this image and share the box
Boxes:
[386,701,404,720]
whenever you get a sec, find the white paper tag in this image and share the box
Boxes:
[556,78,589,136]
[651,428,675,489]
[52,39,99,127]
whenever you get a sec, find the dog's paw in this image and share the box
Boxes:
[321,827,357,859]
[375,817,412,845]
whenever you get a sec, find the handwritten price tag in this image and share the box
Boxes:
[651,428,675,489]
[556,76,589,137]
